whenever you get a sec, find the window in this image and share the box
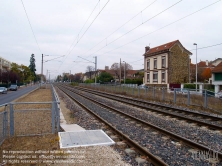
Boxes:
[154,58,157,69]
[153,72,158,82]
[147,60,150,70]
[162,56,166,68]
[162,72,165,82]
[147,73,150,82]
[215,73,222,81]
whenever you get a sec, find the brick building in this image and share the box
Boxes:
[143,40,192,87]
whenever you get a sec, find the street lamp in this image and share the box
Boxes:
[122,61,126,84]
[193,43,197,92]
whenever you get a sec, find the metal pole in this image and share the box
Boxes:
[41,54,43,83]
[188,56,190,83]
[174,88,176,103]
[120,58,121,84]
[196,45,197,92]
[193,43,197,92]
[162,87,165,101]
[187,90,190,106]
[95,56,97,84]
[204,90,208,108]
[124,61,126,84]
[10,104,14,136]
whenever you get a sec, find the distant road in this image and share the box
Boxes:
[0,85,38,105]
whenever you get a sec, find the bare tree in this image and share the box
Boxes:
[86,66,95,79]
[110,63,133,81]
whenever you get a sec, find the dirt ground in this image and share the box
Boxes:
[0,86,128,166]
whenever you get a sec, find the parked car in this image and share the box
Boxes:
[138,84,148,89]
[202,90,215,97]
[9,85,18,91]
[179,88,189,94]
[0,87,7,94]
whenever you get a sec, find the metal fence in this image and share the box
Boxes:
[0,84,61,146]
[0,104,8,146]
[51,84,60,132]
[81,84,222,113]
[9,101,59,137]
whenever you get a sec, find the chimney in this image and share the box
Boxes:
[206,60,208,66]
[105,66,109,70]
[145,46,150,53]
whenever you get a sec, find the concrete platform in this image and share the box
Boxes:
[60,124,85,132]
[60,108,85,132]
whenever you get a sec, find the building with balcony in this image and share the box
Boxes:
[0,56,11,72]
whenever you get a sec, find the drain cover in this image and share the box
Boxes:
[59,130,115,148]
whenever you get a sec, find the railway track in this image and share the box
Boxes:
[74,85,222,130]
[56,85,167,165]
[56,84,222,165]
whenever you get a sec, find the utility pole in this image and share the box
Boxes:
[70,70,71,82]
[46,70,48,83]
[123,61,126,84]
[120,58,121,84]
[77,56,97,84]
[193,43,197,92]
[94,56,97,84]
[41,54,43,83]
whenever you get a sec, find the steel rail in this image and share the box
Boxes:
[75,86,222,130]
[57,85,168,166]
[60,85,222,160]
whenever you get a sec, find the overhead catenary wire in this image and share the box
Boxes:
[79,0,158,58]
[59,0,110,69]
[64,0,101,56]
[20,0,42,53]
[67,0,158,72]
[98,0,221,58]
[128,42,222,64]
[63,0,221,74]
[87,0,183,58]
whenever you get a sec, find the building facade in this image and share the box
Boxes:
[143,40,192,87]
[0,56,11,72]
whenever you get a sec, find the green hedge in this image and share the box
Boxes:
[184,84,199,89]
[71,82,79,86]
[125,79,143,85]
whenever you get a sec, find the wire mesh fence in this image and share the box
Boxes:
[80,83,222,113]
[0,104,8,146]
[0,84,61,146]
[9,102,59,137]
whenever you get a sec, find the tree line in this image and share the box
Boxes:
[0,54,41,87]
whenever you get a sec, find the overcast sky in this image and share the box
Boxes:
[0,0,221,79]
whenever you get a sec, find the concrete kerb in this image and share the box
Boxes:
[54,87,85,132]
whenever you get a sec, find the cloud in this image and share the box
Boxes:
[0,0,221,79]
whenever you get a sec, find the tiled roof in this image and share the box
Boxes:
[198,61,207,67]
[144,40,192,56]
[98,69,139,76]
[212,62,222,73]
[145,40,179,55]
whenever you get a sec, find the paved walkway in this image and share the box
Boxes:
[60,109,85,132]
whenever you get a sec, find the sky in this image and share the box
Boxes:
[0,0,222,79]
